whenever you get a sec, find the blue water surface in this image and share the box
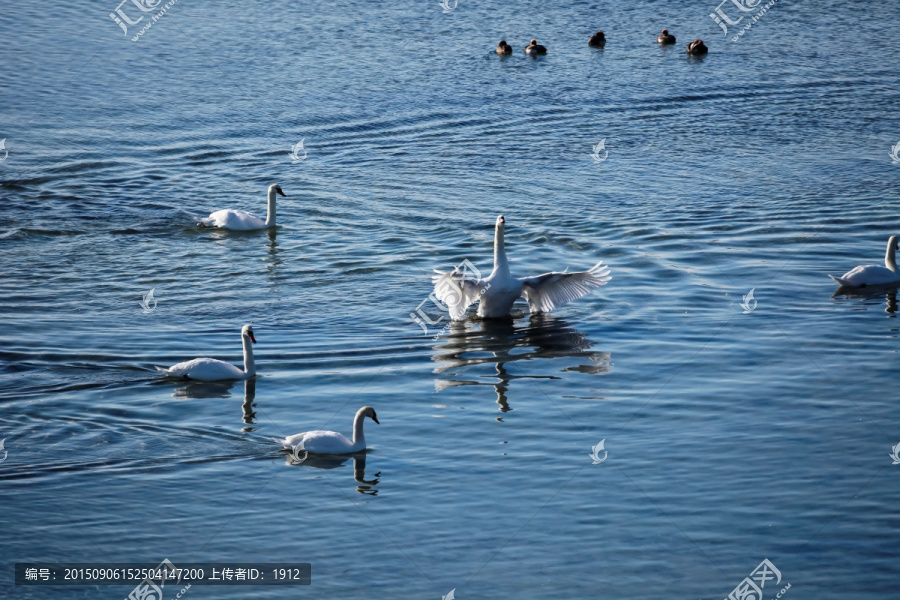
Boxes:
[1,0,899,598]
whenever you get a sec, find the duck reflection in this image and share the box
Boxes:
[832,285,900,316]
[432,313,611,412]
[284,451,381,495]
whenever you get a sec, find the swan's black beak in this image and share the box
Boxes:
[247,331,257,343]
[371,414,380,424]
[276,188,286,197]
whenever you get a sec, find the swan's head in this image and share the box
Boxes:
[242,324,257,344]
[358,406,379,425]
[269,184,286,197]
[891,236,899,250]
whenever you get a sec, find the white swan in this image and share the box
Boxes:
[432,215,611,319]
[830,236,900,287]
[200,184,286,231]
[157,324,257,381]
[281,406,379,455]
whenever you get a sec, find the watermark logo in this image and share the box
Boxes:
[412,259,488,338]
[718,0,780,42]
[890,442,900,465]
[709,0,757,34]
[890,141,900,165]
[589,439,608,464]
[110,0,160,35]
[291,444,308,465]
[442,589,456,600]
[724,559,789,600]
[740,288,757,313]
[0,138,8,163]
[438,0,457,13]
[110,0,178,41]
[126,558,177,600]
[589,138,608,163]
[0,439,7,464]
[140,288,157,314]
[289,138,307,164]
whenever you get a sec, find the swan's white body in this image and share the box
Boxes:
[157,325,257,382]
[830,236,900,287]
[432,215,611,319]
[201,184,286,231]
[281,406,379,455]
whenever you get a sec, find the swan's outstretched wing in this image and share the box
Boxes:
[519,261,611,313]
[431,269,487,321]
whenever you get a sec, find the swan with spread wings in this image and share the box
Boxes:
[432,215,611,320]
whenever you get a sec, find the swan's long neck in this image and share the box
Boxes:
[242,335,256,376]
[352,410,366,445]
[264,188,277,227]
[493,224,510,276]
[886,238,898,272]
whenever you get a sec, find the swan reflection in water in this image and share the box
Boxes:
[169,379,237,400]
[166,377,259,427]
[167,378,259,430]
[283,451,380,495]
[241,378,256,426]
[432,313,611,413]
[266,228,284,278]
[832,285,899,316]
